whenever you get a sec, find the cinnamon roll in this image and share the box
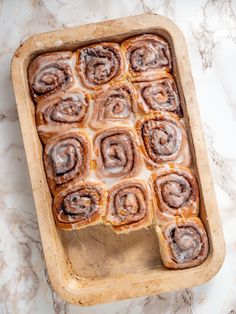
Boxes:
[151,165,199,222]
[53,181,106,230]
[121,34,171,81]
[28,51,75,103]
[90,81,138,129]
[136,112,191,167]
[134,74,182,117]
[77,43,125,89]
[36,90,90,143]
[105,180,153,233]
[156,217,209,269]
[43,130,91,194]
[94,127,142,179]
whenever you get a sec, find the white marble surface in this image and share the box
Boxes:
[0,0,236,313]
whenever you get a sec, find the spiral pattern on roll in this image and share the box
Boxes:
[94,128,141,178]
[28,52,74,101]
[77,43,125,88]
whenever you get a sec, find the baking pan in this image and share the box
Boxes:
[11,14,225,305]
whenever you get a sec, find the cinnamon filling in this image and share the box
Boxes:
[50,95,88,123]
[170,226,202,263]
[82,46,120,85]
[33,63,72,96]
[62,187,100,218]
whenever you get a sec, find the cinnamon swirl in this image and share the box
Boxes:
[121,34,171,81]
[151,165,199,222]
[28,51,75,103]
[77,42,125,89]
[90,81,138,129]
[105,180,153,233]
[53,181,106,230]
[134,74,182,117]
[156,217,209,269]
[36,90,90,143]
[136,112,191,167]
[94,127,142,179]
[43,130,91,194]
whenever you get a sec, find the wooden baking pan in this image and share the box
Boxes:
[11,13,225,305]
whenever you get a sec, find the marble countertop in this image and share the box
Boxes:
[1,0,236,313]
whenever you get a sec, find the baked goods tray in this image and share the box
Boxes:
[11,14,225,305]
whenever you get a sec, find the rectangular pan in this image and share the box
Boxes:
[11,14,225,306]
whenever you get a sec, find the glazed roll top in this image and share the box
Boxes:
[94,127,142,179]
[43,130,91,194]
[53,181,106,229]
[122,34,171,80]
[151,165,199,222]
[28,51,75,102]
[135,74,182,116]
[91,82,137,129]
[157,218,209,269]
[105,180,153,233]
[77,43,125,89]
[136,112,191,167]
[36,90,90,141]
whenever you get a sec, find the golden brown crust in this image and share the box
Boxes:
[151,165,199,223]
[105,179,153,234]
[134,73,182,117]
[121,34,171,82]
[36,89,91,143]
[76,42,126,89]
[43,129,91,195]
[94,127,143,179]
[53,181,106,230]
[156,217,209,269]
[90,81,138,129]
[136,112,191,168]
[28,51,75,103]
